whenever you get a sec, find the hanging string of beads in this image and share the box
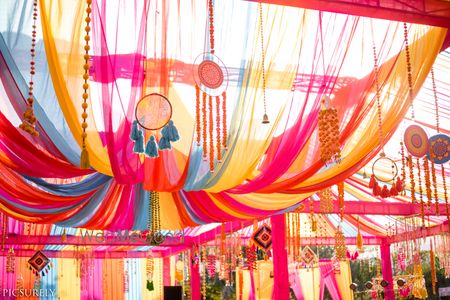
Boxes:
[19,0,39,137]
[430,159,439,214]
[423,158,432,206]
[338,182,345,221]
[400,141,407,195]
[430,67,440,215]
[201,247,206,300]
[259,2,269,124]
[403,22,415,119]
[442,165,450,231]
[318,188,333,214]
[222,91,227,149]
[309,197,317,232]
[417,158,425,227]
[202,92,207,160]
[372,42,385,155]
[6,248,15,273]
[216,96,222,162]
[408,155,416,203]
[208,0,215,54]
[334,227,346,261]
[150,191,161,233]
[195,85,201,146]
[80,0,92,169]
[431,68,440,133]
[209,95,214,171]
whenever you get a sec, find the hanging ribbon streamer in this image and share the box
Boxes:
[80,0,92,168]
[19,0,39,136]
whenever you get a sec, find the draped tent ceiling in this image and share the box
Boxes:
[0,0,449,250]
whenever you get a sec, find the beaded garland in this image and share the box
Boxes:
[318,98,341,164]
[80,0,92,169]
[19,0,39,136]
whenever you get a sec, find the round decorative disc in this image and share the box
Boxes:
[427,134,450,164]
[198,60,224,89]
[193,52,228,96]
[404,125,429,157]
[135,93,172,131]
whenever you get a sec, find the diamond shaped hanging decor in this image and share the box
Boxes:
[28,250,50,273]
[252,223,272,253]
[301,246,317,265]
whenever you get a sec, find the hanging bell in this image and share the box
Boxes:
[262,113,270,124]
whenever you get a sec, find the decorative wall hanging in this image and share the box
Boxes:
[251,223,272,253]
[19,0,39,137]
[318,95,341,164]
[146,254,154,291]
[404,125,429,158]
[369,41,403,199]
[318,188,333,213]
[427,134,450,164]
[334,227,346,261]
[193,0,228,172]
[80,0,92,168]
[131,93,179,158]
[300,246,317,268]
[6,247,15,273]
[28,250,52,277]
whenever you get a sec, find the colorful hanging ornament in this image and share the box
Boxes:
[206,251,216,278]
[6,247,15,273]
[427,134,450,164]
[28,250,51,277]
[19,0,39,136]
[193,0,228,172]
[334,226,346,261]
[245,245,257,271]
[252,223,272,253]
[79,0,92,168]
[300,246,317,268]
[318,95,341,164]
[404,125,429,158]
[132,93,179,157]
[318,188,333,214]
[146,254,154,291]
[147,191,163,245]
[356,217,363,250]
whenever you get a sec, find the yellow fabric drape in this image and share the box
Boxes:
[204,6,305,192]
[39,0,112,175]
[289,26,446,190]
[57,258,81,300]
[335,261,354,300]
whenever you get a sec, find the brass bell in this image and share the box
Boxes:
[262,113,270,124]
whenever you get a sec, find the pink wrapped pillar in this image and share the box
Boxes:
[271,214,290,300]
[163,256,171,286]
[190,253,201,300]
[380,241,395,300]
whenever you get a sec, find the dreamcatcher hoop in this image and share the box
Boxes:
[193,52,229,97]
[371,154,398,183]
[135,93,173,131]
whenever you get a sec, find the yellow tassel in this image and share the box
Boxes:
[356,230,363,249]
[80,148,90,169]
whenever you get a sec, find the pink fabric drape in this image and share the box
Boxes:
[319,262,342,300]
[0,255,17,300]
[380,243,395,300]
[249,269,256,300]
[271,214,290,300]
[91,0,149,183]
[289,268,304,300]
[190,254,201,300]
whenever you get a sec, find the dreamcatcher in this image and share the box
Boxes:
[193,0,229,172]
[28,250,53,277]
[368,39,404,198]
[131,93,180,157]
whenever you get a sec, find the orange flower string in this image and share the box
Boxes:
[441,165,450,231]
[318,98,341,164]
[195,85,201,145]
[222,91,227,149]
[80,0,92,169]
[216,96,222,162]
[408,155,416,204]
[430,160,439,214]
[417,158,425,227]
[423,158,432,206]
[209,95,214,172]
[338,182,345,221]
[202,92,207,160]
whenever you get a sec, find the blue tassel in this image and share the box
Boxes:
[130,120,139,141]
[158,136,172,150]
[145,136,159,158]
[164,120,180,142]
[133,129,144,153]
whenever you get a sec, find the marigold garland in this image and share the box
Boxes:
[195,85,201,145]
[417,158,425,227]
[318,188,333,214]
[408,155,416,203]
[209,95,214,172]
[318,101,341,164]
[335,227,346,261]
[423,158,432,205]
[215,96,222,162]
